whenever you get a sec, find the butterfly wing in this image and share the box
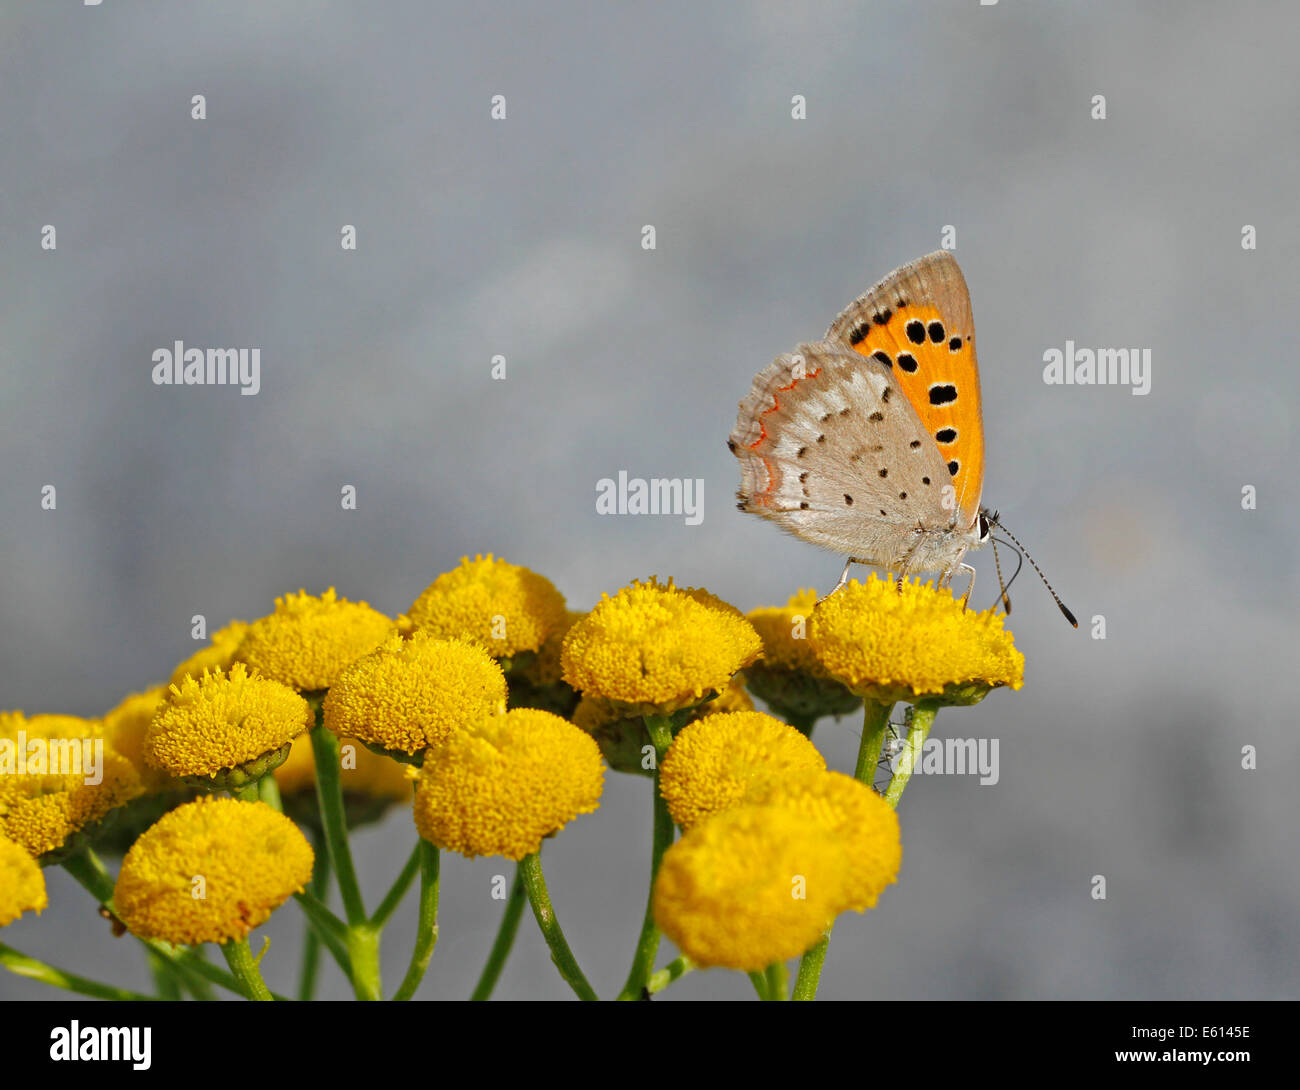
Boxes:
[825,251,984,531]
[730,339,955,568]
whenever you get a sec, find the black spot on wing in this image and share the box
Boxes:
[929,384,958,406]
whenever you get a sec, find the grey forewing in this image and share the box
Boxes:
[731,340,955,563]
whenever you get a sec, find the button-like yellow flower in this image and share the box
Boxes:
[658,711,826,829]
[744,590,862,724]
[0,712,142,860]
[561,578,762,715]
[406,555,569,662]
[0,834,47,927]
[114,797,313,946]
[323,633,507,758]
[143,665,313,787]
[810,574,1025,704]
[507,609,583,717]
[103,687,175,792]
[747,770,901,912]
[653,805,846,971]
[236,589,393,692]
[413,708,603,860]
[169,620,249,687]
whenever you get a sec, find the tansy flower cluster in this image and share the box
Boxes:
[652,713,902,970]
[0,559,1024,1003]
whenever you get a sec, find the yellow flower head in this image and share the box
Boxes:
[653,805,845,971]
[114,797,313,945]
[406,555,568,660]
[658,711,826,829]
[561,578,762,714]
[6,712,104,743]
[169,620,249,687]
[323,633,507,757]
[0,711,142,859]
[747,771,901,912]
[744,590,862,722]
[413,708,603,860]
[515,609,584,689]
[0,834,47,927]
[748,589,823,673]
[103,686,175,792]
[810,574,1025,704]
[236,589,393,692]
[143,665,313,785]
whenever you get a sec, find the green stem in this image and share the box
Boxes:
[520,851,598,1001]
[391,841,440,1001]
[794,698,896,1001]
[309,718,367,925]
[345,925,382,1001]
[232,781,260,802]
[221,938,274,1001]
[748,970,769,999]
[257,772,282,811]
[297,838,331,1001]
[792,930,830,1000]
[616,713,676,1001]
[370,842,422,929]
[764,960,789,1001]
[294,889,351,976]
[646,954,694,994]
[147,947,183,1000]
[175,948,216,1001]
[470,863,527,1001]
[0,942,154,1001]
[882,702,939,809]
[853,699,895,784]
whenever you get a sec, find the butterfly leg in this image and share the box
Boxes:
[895,534,925,595]
[819,557,861,603]
[956,563,976,610]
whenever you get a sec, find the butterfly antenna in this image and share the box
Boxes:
[989,533,1014,615]
[987,517,1078,628]
[990,535,1024,599]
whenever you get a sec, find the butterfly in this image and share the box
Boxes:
[729,251,1076,624]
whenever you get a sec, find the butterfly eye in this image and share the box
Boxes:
[978,513,991,541]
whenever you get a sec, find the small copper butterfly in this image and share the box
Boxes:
[730,251,1076,624]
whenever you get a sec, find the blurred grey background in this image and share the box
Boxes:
[2,0,1297,1001]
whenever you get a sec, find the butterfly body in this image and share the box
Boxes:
[731,252,990,588]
